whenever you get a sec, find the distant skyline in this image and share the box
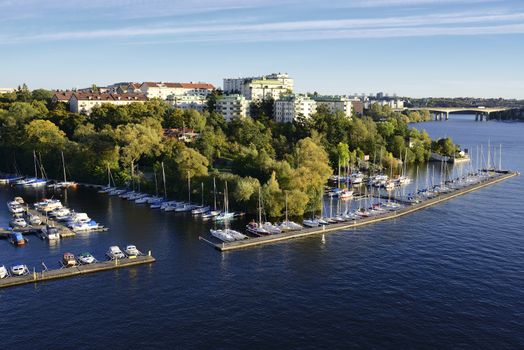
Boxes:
[1,0,523,98]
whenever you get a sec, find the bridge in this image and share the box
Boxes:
[405,107,511,121]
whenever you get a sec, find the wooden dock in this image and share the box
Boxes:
[0,255,156,289]
[206,171,518,252]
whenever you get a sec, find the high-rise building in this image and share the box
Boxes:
[274,94,316,123]
[216,94,250,122]
[223,73,293,101]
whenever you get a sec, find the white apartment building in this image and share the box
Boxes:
[216,94,250,122]
[223,73,293,101]
[313,95,353,118]
[167,95,207,112]
[364,99,405,109]
[274,94,317,123]
[69,92,147,114]
[140,82,214,100]
[0,88,15,94]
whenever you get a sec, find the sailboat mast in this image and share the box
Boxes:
[499,144,502,170]
[61,151,67,182]
[285,192,288,222]
[201,182,204,206]
[213,177,217,211]
[33,150,38,178]
[161,162,167,198]
[187,171,191,204]
[258,187,262,225]
[154,168,159,196]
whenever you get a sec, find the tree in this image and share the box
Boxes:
[172,144,209,179]
[262,171,284,217]
[31,89,53,102]
[25,119,68,153]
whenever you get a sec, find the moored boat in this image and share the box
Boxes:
[62,252,77,267]
[106,246,125,260]
[0,265,8,278]
[10,264,29,276]
[77,252,96,264]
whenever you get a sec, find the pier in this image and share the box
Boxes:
[204,171,518,252]
[0,255,156,289]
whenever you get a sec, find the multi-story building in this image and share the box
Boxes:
[223,73,293,101]
[216,94,250,122]
[0,88,15,94]
[274,94,317,123]
[140,82,214,100]
[51,91,75,104]
[166,95,207,112]
[69,92,147,114]
[312,95,353,118]
[364,99,405,109]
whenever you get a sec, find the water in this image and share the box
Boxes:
[1,114,523,349]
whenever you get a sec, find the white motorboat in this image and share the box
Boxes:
[35,199,62,212]
[13,197,24,204]
[106,246,125,260]
[10,217,28,228]
[10,264,29,276]
[71,220,100,232]
[338,189,354,199]
[66,213,91,227]
[50,207,71,218]
[77,252,96,264]
[124,244,142,257]
[41,225,60,240]
[27,213,42,225]
[0,265,8,278]
[210,229,235,242]
[7,203,24,214]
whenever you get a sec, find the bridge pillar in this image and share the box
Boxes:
[445,112,449,120]
[475,113,479,121]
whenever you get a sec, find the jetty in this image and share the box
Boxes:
[203,170,518,252]
[0,255,156,289]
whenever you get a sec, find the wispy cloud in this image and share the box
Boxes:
[1,9,523,44]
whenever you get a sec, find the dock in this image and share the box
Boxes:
[0,255,156,289]
[205,171,518,252]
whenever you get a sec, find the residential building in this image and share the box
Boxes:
[164,128,200,143]
[0,88,15,94]
[223,73,293,101]
[216,94,250,122]
[51,91,74,104]
[274,94,317,123]
[364,99,405,109]
[312,95,353,118]
[166,95,207,112]
[140,82,214,100]
[69,92,147,114]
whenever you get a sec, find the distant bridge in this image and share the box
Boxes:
[405,107,511,121]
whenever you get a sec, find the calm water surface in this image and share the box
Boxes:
[1,115,523,349]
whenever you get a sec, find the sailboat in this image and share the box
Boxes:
[246,187,270,235]
[16,151,47,187]
[174,171,198,212]
[213,181,235,221]
[151,162,169,208]
[201,178,221,219]
[279,192,303,231]
[98,164,116,193]
[55,151,77,188]
[191,183,210,215]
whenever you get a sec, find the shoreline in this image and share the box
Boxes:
[206,171,518,252]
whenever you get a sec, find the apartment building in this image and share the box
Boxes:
[216,94,250,122]
[274,94,317,123]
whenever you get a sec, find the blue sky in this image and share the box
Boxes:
[0,0,523,98]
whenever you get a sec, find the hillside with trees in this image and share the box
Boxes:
[0,86,457,217]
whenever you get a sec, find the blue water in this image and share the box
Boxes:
[1,115,523,349]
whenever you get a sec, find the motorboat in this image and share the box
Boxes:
[35,199,62,212]
[13,197,24,204]
[262,222,282,234]
[7,202,25,214]
[191,205,210,215]
[66,212,91,227]
[10,217,28,228]
[10,264,29,276]
[78,252,96,264]
[303,219,320,228]
[106,246,125,260]
[124,245,141,257]
[338,189,354,199]
[41,225,60,240]
[210,229,235,242]
[0,265,8,278]
[10,232,27,246]
[246,221,270,236]
[350,173,364,185]
[27,213,42,225]
[62,252,77,267]
[71,220,100,232]
[384,181,395,191]
[50,207,71,218]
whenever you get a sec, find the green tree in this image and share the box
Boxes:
[25,119,68,153]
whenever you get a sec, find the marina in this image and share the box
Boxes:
[0,254,156,289]
[203,170,518,251]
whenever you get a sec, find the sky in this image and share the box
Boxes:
[0,0,523,98]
